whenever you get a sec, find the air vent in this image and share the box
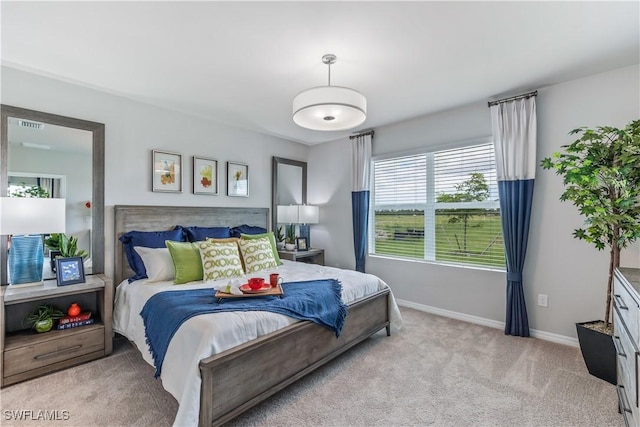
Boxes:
[18,120,44,130]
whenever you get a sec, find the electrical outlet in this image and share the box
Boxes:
[538,294,548,308]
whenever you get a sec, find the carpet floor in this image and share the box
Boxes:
[0,307,624,426]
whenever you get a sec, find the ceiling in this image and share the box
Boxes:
[2,1,638,146]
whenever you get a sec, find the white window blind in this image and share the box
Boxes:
[371,142,505,269]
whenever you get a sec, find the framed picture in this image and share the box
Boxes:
[55,256,86,286]
[227,161,249,197]
[296,237,308,251]
[152,150,182,193]
[193,156,219,195]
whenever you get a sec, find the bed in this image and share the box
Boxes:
[111,205,402,427]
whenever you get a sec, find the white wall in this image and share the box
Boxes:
[309,64,640,339]
[1,66,308,281]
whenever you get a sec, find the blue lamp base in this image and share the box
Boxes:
[8,235,44,285]
[298,224,311,249]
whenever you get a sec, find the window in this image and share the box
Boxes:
[370,141,505,269]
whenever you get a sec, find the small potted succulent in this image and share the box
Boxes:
[285,226,296,251]
[26,304,65,333]
[276,226,285,250]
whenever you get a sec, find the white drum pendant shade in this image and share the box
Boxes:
[293,54,367,131]
[293,86,367,131]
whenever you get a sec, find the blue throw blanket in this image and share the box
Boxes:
[140,279,348,378]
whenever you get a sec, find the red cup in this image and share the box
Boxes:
[248,277,265,290]
[270,273,283,288]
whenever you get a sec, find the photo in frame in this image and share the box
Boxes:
[296,237,308,251]
[193,156,219,195]
[152,150,182,193]
[55,256,86,286]
[226,161,249,197]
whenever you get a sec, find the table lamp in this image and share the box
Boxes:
[297,205,319,249]
[0,197,66,286]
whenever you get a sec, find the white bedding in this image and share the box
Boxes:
[112,260,403,427]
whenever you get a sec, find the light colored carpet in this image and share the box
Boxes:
[0,307,623,426]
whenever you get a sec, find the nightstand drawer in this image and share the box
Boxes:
[3,326,104,378]
[614,274,640,347]
[615,309,638,410]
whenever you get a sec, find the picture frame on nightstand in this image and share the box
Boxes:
[55,256,86,286]
[296,237,308,251]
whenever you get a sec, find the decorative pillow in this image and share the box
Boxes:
[237,237,278,274]
[179,226,231,242]
[197,240,244,282]
[166,241,203,284]
[133,247,174,283]
[119,229,184,282]
[241,232,282,265]
[230,224,267,238]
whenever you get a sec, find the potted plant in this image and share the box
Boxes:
[45,233,89,271]
[26,304,65,333]
[541,119,640,384]
[275,226,285,250]
[285,226,296,251]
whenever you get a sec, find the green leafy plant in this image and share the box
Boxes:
[9,183,50,198]
[44,233,62,251]
[26,304,64,332]
[436,172,491,254]
[541,120,640,329]
[276,226,285,243]
[45,233,89,259]
[285,226,296,244]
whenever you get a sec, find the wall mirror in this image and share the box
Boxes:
[271,157,307,232]
[1,105,105,285]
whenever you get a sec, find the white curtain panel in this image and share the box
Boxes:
[351,134,372,191]
[490,97,537,181]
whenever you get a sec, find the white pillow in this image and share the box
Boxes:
[133,246,175,283]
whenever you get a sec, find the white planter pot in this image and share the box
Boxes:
[285,243,296,251]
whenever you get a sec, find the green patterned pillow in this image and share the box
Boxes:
[240,232,282,265]
[166,241,203,284]
[238,237,278,274]
[197,240,244,281]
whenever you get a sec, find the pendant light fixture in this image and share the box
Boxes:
[292,54,367,131]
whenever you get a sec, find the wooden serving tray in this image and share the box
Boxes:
[215,284,283,303]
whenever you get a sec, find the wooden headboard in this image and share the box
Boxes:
[113,205,269,286]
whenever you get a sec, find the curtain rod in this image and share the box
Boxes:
[487,90,537,108]
[349,130,375,140]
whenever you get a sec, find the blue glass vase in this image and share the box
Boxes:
[9,235,44,285]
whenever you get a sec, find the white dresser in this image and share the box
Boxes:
[614,267,640,427]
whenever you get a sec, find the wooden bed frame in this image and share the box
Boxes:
[113,205,391,427]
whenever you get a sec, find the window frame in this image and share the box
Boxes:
[368,136,505,272]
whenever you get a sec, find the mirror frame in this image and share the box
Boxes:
[271,156,307,233]
[1,104,105,285]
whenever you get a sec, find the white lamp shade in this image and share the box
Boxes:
[277,205,299,224]
[298,205,319,224]
[0,197,66,235]
[293,86,366,131]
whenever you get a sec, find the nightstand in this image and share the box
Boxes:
[0,274,113,387]
[278,248,325,266]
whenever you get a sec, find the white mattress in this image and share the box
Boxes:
[112,260,403,427]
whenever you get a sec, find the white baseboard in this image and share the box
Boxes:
[396,299,579,348]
